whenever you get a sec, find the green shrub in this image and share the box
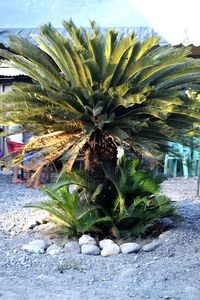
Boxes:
[97,155,178,237]
[25,181,111,236]
[25,154,178,238]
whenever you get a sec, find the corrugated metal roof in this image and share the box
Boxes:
[0,67,24,76]
[0,62,25,76]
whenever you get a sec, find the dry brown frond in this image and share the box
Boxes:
[23,131,81,151]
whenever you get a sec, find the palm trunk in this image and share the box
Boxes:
[83,129,118,183]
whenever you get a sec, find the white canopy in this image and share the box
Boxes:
[129,0,200,46]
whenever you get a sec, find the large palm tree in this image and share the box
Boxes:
[1,20,200,179]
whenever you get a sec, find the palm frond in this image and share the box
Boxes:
[1,20,200,173]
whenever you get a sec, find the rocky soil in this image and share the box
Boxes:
[0,172,200,300]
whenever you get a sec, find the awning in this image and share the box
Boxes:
[129,0,200,46]
[0,67,24,76]
[0,62,25,76]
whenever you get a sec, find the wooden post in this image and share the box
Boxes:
[197,151,200,197]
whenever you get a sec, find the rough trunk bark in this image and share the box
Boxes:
[83,129,118,183]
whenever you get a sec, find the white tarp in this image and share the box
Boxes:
[129,0,200,46]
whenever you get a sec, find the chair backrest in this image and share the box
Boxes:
[167,142,184,159]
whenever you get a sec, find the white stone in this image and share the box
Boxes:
[10,231,16,236]
[159,230,172,240]
[81,244,100,255]
[22,239,48,254]
[142,240,161,252]
[120,242,141,254]
[117,147,124,158]
[101,243,120,257]
[99,239,114,249]
[64,241,81,254]
[46,244,63,255]
[8,222,15,230]
[68,184,77,194]
[79,235,96,246]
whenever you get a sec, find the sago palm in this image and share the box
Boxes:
[1,20,200,177]
[25,183,111,235]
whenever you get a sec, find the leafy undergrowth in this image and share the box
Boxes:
[25,155,179,240]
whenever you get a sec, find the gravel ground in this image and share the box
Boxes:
[0,172,200,300]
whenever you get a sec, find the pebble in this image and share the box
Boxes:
[22,239,48,254]
[142,240,161,252]
[10,231,16,236]
[159,217,174,228]
[99,239,114,249]
[68,184,77,194]
[120,242,141,254]
[159,230,172,240]
[79,235,96,246]
[101,243,120,257]
[64,241,81,254]
[8,222,15,230]
[81,244,100,255]
[46,244,63,255]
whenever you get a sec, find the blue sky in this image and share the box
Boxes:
[0,0,150,28]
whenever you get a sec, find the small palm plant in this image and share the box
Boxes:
[102,155,178,237]
[25,174,111,235]
[25,155,177,238]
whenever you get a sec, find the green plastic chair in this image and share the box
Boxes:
[187,147,199,177]
[164,142,199,178]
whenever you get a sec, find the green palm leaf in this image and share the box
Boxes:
[1,19,200,176]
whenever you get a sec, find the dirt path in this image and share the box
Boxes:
[0,173,200,300]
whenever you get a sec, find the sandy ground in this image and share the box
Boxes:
[0,173,200,300]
